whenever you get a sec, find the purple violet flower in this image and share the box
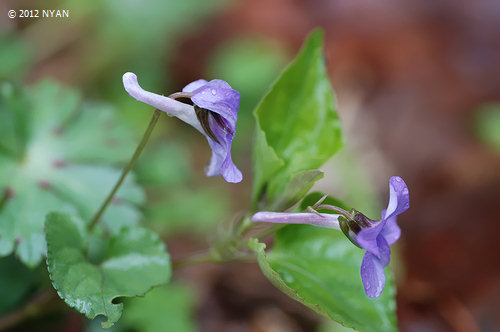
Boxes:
[354,176,409,297]
[252,176,410,298]
[122,72,242,183]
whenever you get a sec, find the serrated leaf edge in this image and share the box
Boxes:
[249,237,398,332]
[45,213,171,328]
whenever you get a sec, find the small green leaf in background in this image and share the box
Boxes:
[250,225,397,332]
[46,212,171,329]
[121,283,197,332]
[475,103,500,151]
[0,80,144,267]
[252,29,343,206]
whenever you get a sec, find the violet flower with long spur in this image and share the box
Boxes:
[122,72,242,183]
[252,176,410,298]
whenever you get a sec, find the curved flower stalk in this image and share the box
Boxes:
[122,72,242,183]
[252,176,410,298]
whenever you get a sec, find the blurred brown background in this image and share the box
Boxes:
[2,0,500,331]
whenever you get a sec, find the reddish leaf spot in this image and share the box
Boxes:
[38,181,51,190]
[111,197,122,205]
[4,187,15,198]
[106,138,119,147]
[52,160,67,168]
[53,127,64,136]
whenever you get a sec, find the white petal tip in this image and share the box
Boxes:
[122,72,138,91]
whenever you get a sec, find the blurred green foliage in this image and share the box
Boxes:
[145,187,230,236]
[0,80,143,267]
[0,35,31,80]
[475,103,500,151]
[135,144,192,187]
[0,255,44,315]
[121,283,197,332]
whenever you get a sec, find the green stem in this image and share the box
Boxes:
[88,110,162,230]
[173,250,255,269]
[172,250,215,269]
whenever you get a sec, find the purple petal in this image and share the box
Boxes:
[205,114,242,183]
[376,235,391,266]
[384,176,410,220]
[252,212,341,229]
[190,80,240,133]
[381,214,401,245]
[360,251,386,298]
[182,79,208,93]
[357,220,387,259]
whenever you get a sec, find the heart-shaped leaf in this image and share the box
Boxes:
[46,212,171,329]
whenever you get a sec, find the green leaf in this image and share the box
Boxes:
[270,170,324,211]
[250,226,397,332]
[0,83,30,158]
[0,184,78,267]
[252,29,343,205]
[475,103,500,151]
[46,212,171,329]
[0,80,143,267]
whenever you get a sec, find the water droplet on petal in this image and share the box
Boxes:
[403,188,409,195]
[395,177,402,182]
[211,89,217,95]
